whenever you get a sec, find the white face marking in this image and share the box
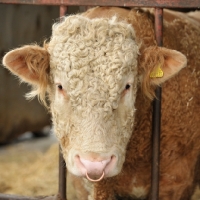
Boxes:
[131,186,148,199]
[48,15,139,177]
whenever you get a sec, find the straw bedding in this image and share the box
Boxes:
[0,144,58,196]
[0,143,199,200]
[0,143,77,199]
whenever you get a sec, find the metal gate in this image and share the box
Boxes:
[0,1,199,200]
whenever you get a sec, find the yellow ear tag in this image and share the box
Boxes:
[150,65,164,78]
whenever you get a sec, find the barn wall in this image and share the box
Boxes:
[0,4,60,143]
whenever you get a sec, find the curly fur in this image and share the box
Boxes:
[48,15,139,155]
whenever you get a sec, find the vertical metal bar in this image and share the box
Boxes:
[150,8,163,200]
[58,7,68,200]
[155,8,163,47]
[60,5,68,18]
[59,146,67,200]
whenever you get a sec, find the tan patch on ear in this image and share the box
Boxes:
[24,46,50,84]
[138,46,165,99]
[9,55,25,68]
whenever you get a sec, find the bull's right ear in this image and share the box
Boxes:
[2,45,50,86]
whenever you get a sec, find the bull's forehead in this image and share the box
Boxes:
[48,15,139,111]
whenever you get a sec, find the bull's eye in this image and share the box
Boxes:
[57,84,63,90]
[125,84,131,90]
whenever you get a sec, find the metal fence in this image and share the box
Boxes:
[0,1,199,200]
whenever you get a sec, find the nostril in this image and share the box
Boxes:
[104,155,117,176]
[74,155,118,180]
[79,157,111,175]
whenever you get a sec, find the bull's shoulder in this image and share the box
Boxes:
[163,9,200,27]
[187,10,200,24]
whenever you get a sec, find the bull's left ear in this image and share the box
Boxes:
[140,46,187,85]
[2,45,50,86]
[139,46,187,98]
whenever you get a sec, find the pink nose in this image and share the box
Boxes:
[75,155,116,182]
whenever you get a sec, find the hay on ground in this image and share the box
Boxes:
[0,142,199,200]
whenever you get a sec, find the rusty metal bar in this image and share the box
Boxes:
[0,194,39,200]
[0,0,200,8]
[150,8,163,200]
[58,147,66,200]
[0,194,57,200]
[57,7,67,200]
[60,5,67,18]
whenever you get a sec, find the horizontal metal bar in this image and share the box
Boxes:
[0,194,38,200]
[0,0,199,8]
[0,194,57,200]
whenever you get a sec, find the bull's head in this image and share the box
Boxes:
[3,15,186,181]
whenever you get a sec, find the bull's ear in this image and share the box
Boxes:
[2,45,50,85]
[139,46,187,99]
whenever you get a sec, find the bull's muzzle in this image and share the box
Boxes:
[74,155,117,181]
